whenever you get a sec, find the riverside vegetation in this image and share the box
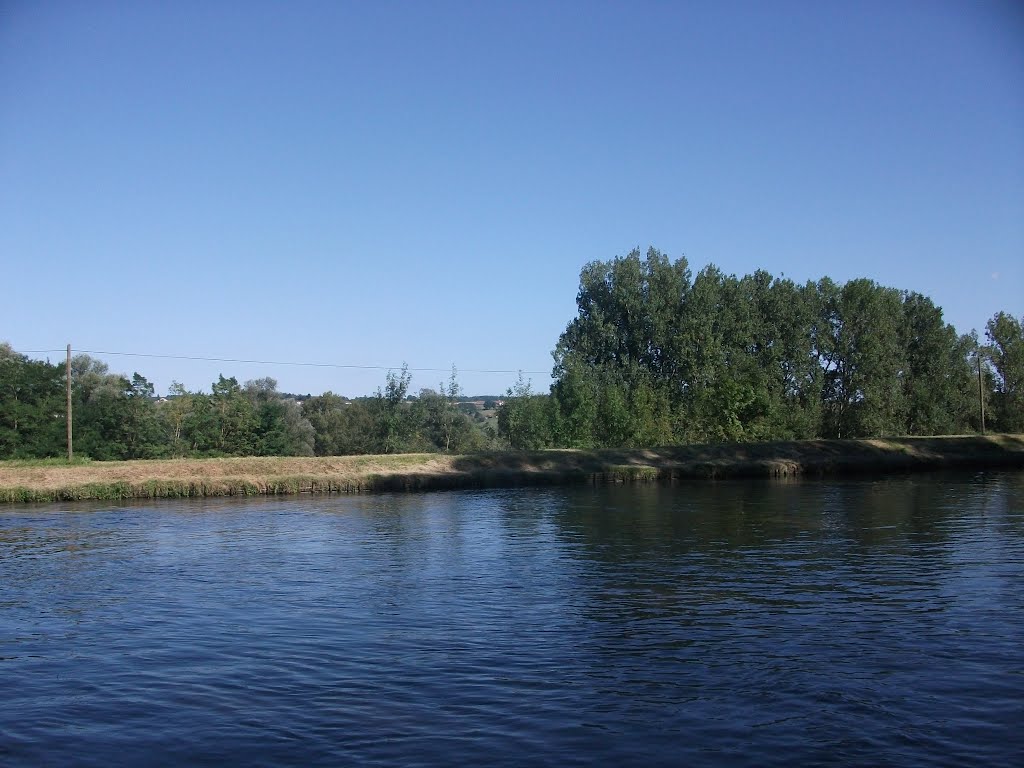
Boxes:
[2,249,1023,464]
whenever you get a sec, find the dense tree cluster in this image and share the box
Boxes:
[2,250,1020,459]
[497,249,1021,449]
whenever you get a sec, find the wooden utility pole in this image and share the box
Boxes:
[66,343,73,461]
[978,348,986,436]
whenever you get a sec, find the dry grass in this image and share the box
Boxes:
[0,454,458,488]
[2,434,1022,503]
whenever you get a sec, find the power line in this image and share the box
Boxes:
[10,347,549,376]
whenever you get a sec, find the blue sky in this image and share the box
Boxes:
[2,1,1021,397]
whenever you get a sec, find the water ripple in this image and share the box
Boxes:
[1,473,1023,766]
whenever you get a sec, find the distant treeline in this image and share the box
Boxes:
[2,248,1022,459]
[0,353,496,460]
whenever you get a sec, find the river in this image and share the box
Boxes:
[2,472,1022,766]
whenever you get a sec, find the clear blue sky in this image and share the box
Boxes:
[2,1,1021,397]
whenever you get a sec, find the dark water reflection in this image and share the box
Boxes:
[1,473,1022,766]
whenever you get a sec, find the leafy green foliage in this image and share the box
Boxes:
[497,374,554,450]
[549,248,998,446]
[70,357,166,460]
[243,377,316,456]
[416,368,487,454]
[986,312,1024,432]
[0,344,65,458]
[0,253,1015,459]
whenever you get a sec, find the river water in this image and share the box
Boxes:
[1,472,1022,766]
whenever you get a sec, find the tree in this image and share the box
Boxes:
[899,294,973,435]
[162,381,194,455]
[677,276,742,439]
[553,247,693,445]
[817,279,905,438]
[550,358,599,448]
[985,312,1024,432]
[743,276,821,439]
[439,366,461,452]
[303,392,361,455]
[371,365,415,454]
[592,370,633,447]
[303,392,342,456]
[0,344,65,458]
[208,375,258,455]
[497,373,553,450]
[69,355,156,460]
[243,377,316,456]
[628,372,674,446]
[414,366,485,453]
[120,373,165,458]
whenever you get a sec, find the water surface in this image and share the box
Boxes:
[2,473,1022,766]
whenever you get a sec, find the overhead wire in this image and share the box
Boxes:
[8,347,549,376]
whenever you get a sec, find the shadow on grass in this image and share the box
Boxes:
[449,434,1024,484]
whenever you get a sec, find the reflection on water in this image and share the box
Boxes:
[1,473,1022,766]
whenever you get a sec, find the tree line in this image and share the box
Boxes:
[0,350,495,460]
[2,249,1021,459]
[498,248,1022,449]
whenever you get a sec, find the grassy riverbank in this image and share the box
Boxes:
[2,434,1023,503]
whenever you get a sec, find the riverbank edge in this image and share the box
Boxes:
[2,434,1023,503]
